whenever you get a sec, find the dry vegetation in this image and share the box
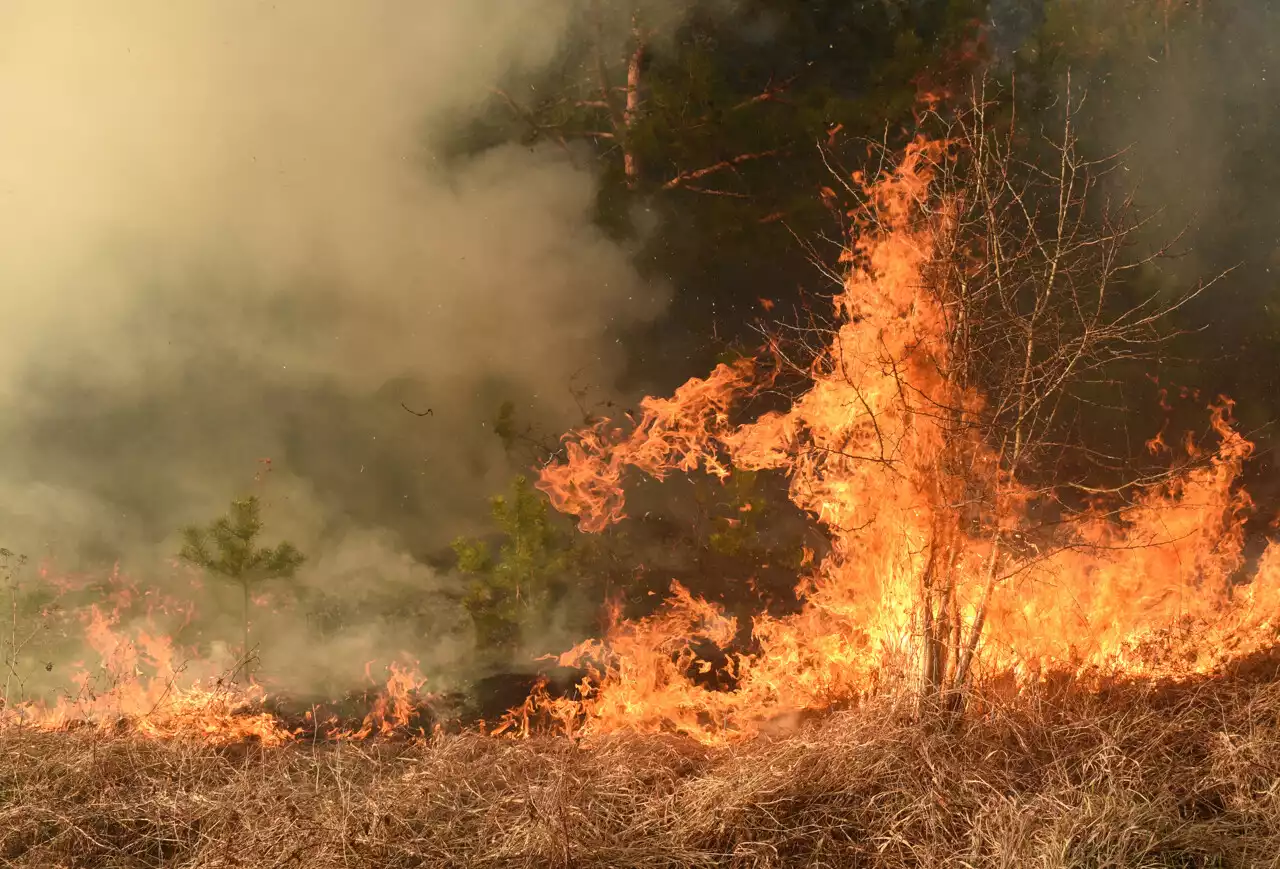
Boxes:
[4,662,1280,868]
[0,82,1270,869]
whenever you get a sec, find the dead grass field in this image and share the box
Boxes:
[5,666,1280,868]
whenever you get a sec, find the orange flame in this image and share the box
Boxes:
[335,661,430,740]
[2,602,290,745]
[0,578,434,745]
[539,359,759,532]
[533,136,1280,742]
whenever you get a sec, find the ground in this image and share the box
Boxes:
[5,654,1280,868]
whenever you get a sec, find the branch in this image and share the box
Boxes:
[490,88,575,159]
[661,149,786,191]
[729,76,797,111]
[679,186,752,198]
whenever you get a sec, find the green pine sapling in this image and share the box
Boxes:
[453,476,572,668]
[179,496,304,674]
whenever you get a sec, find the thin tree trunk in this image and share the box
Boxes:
[623,18,645,189]
[919,531,944,700]
[921,581,937,694]
[951,534,1001,705]
[589,1,644,190]
[242,580,252,678]
[3,584,15,707]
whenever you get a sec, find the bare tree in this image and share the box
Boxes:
[930,79,1226,707]
[795,77,1222,711]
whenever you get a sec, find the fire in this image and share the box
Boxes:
[0,582,433,745]
[334,661,431,740]
[3,126,1279,750]
[539,358,759,533]
[2,601,291,745]
[530,133,1280,741]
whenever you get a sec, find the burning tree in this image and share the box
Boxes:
[179,496,305,675]
[838,79,1225,706]
[527,81,1278,741]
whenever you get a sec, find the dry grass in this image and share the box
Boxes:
[5,670,1280,868]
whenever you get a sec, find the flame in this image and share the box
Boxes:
[0,574,434,745]
[532,135,1280,742]
[2,602,291,745]
[539,358,759,532]
[4,131,1280,748]
[334,661,430,740]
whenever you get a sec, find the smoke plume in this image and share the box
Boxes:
[0,1,682,697]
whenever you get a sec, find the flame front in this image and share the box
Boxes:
[532,136,1280,742]
[0,590,431,745]
[4,133,1279,748]
[1,601,292,745]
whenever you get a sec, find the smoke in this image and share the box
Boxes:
[1028,2,1280,395]
[0,1,691,697]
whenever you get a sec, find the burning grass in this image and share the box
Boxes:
[6,662,1280,868]
[6,87,1280,867]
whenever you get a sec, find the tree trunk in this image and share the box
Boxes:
[242,579,252,679]
[623,19,645,189]
[947,534,1002,713]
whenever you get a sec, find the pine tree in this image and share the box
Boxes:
[179,496,305,673]
[453,476,574,668]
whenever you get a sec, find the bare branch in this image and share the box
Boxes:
[661,149,786,191]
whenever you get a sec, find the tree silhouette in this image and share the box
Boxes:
[179,496,305,673]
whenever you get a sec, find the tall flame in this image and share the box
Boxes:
[533,136,1280,742]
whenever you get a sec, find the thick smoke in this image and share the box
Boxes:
[0,1,682,698]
